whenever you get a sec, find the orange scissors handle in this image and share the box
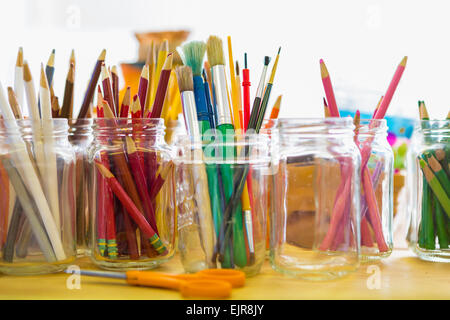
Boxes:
[125,271,232,298]
[173,269,245,288]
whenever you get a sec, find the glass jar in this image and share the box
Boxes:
[174,131,275,276]
[270,118,361,280]
[407,120,450,262]
[88,118,176,270]
[0,119,76,275]
[356,119,394,261]
[68,119,93,256]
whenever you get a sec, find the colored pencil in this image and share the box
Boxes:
[101,64,117,116]
[150,53,173,119]
[111,66,120,114]
[60,62,75,119]
[320,59,340,117]
[269,95,282,119]
[77,49,106,119]
[39,64,61,232]
[119,87,131,118]
[138,65,150,115]
[95,162,167,255]
[373,57,407,120]
[14,47,24,110]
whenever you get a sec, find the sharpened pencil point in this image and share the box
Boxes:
[16,47,23,67]
[23,61,32,82]
[47,50,55,67]
[400,56,407,67]
[40,63,49,89]
[98,49,106,61]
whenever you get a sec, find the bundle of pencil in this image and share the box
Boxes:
[318,57,407,254]
[91,52,180,260]
[0,48,76,264]
[416,101,450,250]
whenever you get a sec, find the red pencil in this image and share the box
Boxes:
[130,94,142,119]
[320,59,340,117]
[95,162,167,255]
[119,87,131,118]
[373,57,407,120]
[149,161,174,200]
[99,100,140,259]
[111,66,120,115]
[103,100,157,257]
[138,65,149,115]
[125,137,159,235]
[149,53,173,118]
[101,64,117,116]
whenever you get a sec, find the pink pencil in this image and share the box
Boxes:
[373,57,407,120]
[320,59,340,117]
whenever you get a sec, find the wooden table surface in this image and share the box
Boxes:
[1,249,449,300]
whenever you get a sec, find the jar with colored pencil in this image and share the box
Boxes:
[0,119,77,275]
[68,118,93,256]
[356,119,394,260]
[270,118,361,280]
[407,120,450,262]
[174,132,275,276]
[88,118,176,270]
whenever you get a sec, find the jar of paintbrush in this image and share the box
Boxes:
[174,131,275,276]
[407,120,450,262]
[356,119,394,260]
[88,118,176,270]
[68,118,93,256]
[270,118,361,280]
[0,119,77,275]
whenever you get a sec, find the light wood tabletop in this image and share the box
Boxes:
[1,249,448,300]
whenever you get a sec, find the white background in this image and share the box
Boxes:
[0,0,449,120]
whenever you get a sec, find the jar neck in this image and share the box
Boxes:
[93,118,166,144]
[356,119,388,142]
[0,119,69,141]
[278,118,355,140]
[68,119,93,137]
[417,120,450,139]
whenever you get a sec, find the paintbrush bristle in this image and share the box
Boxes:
[175,66,194,92]
[264,56,271,66]
[180,41,206,76]
[206,36,225,67]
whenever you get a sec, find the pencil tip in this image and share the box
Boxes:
[400,56,407,67]
[99,49,106,61]
[40,64,49,89]
[47,50,55,67]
